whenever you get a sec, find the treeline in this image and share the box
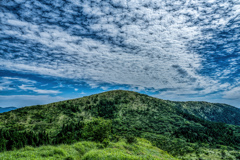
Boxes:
[0,118,111,152]
[55,117,111,144]
[174,110,240,148]
[0,129,50,151]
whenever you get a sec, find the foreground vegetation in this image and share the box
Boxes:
[0,138,177,160]
[0,90,240,159]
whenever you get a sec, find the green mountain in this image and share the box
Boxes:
[0,90,240,160]
[167,101,240,126]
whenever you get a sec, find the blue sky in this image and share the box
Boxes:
[0,0,240,108]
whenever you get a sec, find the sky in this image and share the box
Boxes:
[0,0,240,108]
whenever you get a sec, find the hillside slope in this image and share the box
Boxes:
[0,90,239,159]
[167,101,240,126]
[0,138,177,160]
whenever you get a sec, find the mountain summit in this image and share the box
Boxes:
[0,90,239,159]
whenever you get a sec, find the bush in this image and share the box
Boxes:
[125,135,137,144]
[102,138,110,148]
[65,156,74,160]
[82,117,112,143]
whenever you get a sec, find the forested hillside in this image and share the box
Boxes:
[0,90,239,159]
[168,101,240,126]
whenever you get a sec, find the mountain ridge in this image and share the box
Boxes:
[0,106,17,113]
[0,90,239,159]
[3,90,240,126]
[166,100,240,126]
[51,90,240,126]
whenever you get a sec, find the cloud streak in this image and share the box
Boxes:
[19,85,61,94]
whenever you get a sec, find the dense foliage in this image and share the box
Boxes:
[0,129,50,151]
[175,111,240,146]
[0,90,240,159]
[0,118,111,152]
[168,101,240,126]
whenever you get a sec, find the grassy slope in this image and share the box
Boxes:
[0,90,240,159]
[0,138,177,160]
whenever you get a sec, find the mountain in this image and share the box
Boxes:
[0,107,17,113]
[0,90,239,160]
[167,101,240,126]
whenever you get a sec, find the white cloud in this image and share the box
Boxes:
[0,77,19,91]
[2,77,36,84]
[0,0,240,106]
[19,85,61,94]
[33,89,61,94]
[100,86,109,91]
[223,87,240,100]
[80,91,86,95]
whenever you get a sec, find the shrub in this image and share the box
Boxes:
[102,138,110,148]
[82,117,111,143]
[65,156,74,160]
[125,135,137,144]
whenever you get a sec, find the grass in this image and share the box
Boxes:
[0,138,177,160]
[179,147,239,160]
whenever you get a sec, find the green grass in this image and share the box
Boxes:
[0,138,177,160]
[179,147,240,160]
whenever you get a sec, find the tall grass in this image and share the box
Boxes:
[0,138,177,160]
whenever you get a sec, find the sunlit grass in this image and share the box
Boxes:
[0,138,177,160]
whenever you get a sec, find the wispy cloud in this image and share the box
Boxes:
[19,85,61,94]
[0,76,61,94]
[79,91,86,95]
[0,77,36,91]
[223,87,240,100]
[2,77,36,84]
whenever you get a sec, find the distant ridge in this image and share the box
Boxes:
[0,107,17,113]
[167,100,240,126]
